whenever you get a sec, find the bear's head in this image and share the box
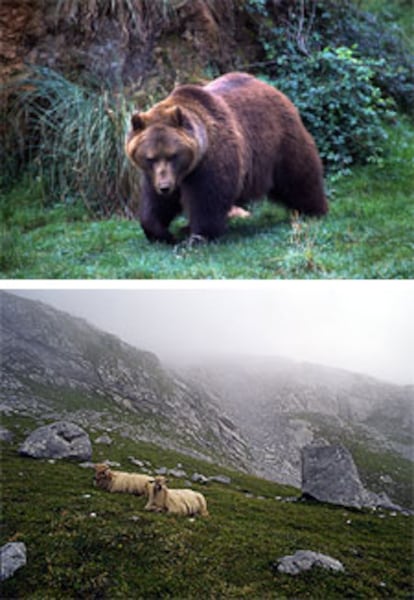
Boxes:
[125,102,207,196]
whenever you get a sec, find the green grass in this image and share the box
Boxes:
[1,421,413,599]
[1,118,413,279]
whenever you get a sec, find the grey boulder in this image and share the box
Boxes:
[19,421,92,460]
[301,444,373,509]
[0,542,27,581]
[277,550,345,575]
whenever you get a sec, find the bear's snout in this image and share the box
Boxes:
[153,159,176,196]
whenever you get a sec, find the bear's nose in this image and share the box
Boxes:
[159,184,171,195]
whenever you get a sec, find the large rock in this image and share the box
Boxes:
[0,542,27,581]
[19,421,92,460]
[276,550,344,575]
[301,444,372,509]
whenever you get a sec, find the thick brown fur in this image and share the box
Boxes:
[125,72,328,244]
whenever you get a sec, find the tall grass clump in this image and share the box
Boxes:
[2,67,137,215]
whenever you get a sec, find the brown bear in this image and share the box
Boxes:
[125,72,328,244]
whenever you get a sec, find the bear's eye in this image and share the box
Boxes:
[168,153,177,163]
[145,157,156,168]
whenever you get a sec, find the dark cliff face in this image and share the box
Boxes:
[0,291,250,471]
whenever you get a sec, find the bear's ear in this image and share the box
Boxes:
[172,106,184,127]
[131,112,146,132]
[170,106,193,132]
[167,106,185,128]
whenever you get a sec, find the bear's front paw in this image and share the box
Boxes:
[173,234,208,254]
[187,234,208,247]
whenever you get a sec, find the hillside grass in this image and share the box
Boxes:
[1,420,413,599]
[1,118,413,280]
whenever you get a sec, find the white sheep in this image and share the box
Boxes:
[144,476,209,517]
[94,463,152,497]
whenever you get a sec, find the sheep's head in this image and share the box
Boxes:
[94,463,111,485]
[153,476,167,493]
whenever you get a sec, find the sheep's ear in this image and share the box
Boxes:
[131,112,146,132]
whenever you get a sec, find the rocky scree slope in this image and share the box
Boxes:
[180,357,414,489]
[0,292,249,470]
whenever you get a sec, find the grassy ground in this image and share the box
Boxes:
[1,118,413,280]
[1,420,413,599]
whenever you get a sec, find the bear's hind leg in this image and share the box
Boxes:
[270,166,328,216]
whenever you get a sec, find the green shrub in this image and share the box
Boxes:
[315,1,414,113]
[262,46,396,172]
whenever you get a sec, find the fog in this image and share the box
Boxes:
[9,281,414,385]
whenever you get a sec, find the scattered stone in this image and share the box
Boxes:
[79,461,95,469]
[191,473,209,485]
[0,542,27,581]
[95,434,112,445]
[128,457,145,468]
[0,426,14,442]
[282,496,299,503]
[168,468,188,478]
[276,550,345,575]
[155,466,168,475]
[210,475,231,485]
[19,421,92,461]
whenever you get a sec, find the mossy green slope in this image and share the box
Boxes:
[1,421,412,599]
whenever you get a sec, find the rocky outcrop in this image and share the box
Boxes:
[276,550,344,575]
[301,444,406,511]
[19,421,92,460]
[0,542,27,581]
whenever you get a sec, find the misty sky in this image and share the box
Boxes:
[8,281,414,385]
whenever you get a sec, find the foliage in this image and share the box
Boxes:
[252,0,413,114]
[1,67,137,215]
[262,46,396,171]
[315,0,414,112]
[1,117,412,279]
[1,422,413,599]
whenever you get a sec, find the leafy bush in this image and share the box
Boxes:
[2,67,138,215]
[315,1,414,113]
[261,46,396,172]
